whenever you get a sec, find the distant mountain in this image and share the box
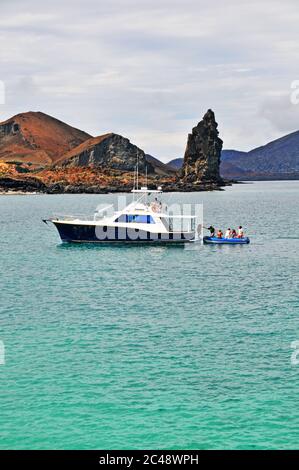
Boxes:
[221,132,299,179]
[168,158,184,170]
[0,112,91,165]
[221,149,247,161]
[145,154,177,175]
[167,131,299,180]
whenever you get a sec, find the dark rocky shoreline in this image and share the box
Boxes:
[0,176,228,194]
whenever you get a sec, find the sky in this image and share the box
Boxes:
[1,0,299,161]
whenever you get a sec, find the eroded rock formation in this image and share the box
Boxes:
[182,109,223,184]
[56,133,154,174]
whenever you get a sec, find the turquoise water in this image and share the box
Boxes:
[0,181,298,450]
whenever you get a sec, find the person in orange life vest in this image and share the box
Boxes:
[217,229,223,238]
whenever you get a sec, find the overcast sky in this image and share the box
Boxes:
[1,0,299,161]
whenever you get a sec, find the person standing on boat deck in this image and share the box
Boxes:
[217,229,223,238]
[238,226,244,238]
[151,198,158,212]
[225,228,232,238]
[153,197,162,212]
[207,225,215,237]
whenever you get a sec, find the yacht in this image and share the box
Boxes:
[44,186,198,244]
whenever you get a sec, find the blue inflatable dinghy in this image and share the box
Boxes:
[203,236,250,245]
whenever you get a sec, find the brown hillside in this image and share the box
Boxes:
[0,111,92,165]
[55,134,113,166]
[55,133,175,176]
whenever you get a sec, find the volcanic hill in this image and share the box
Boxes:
[0,111,91,166]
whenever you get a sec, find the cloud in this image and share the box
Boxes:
[1,0,299,159]
[0,13,56,28]
[259,93,299,134]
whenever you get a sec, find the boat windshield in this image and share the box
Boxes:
[115,214,155,224]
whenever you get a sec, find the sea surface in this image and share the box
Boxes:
[0,181,298,450]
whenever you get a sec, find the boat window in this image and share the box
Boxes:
[115,214,155,224]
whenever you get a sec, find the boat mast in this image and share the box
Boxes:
[136,151,139,191]
[133,165,136,191]
[145,165,148,205]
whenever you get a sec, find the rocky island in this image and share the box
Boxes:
[0,110,225,194]
[182,109,223,186]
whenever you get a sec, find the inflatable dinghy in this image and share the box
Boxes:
[203,236,250,245]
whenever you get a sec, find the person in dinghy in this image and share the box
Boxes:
[203,225,250,244]
[237,226,244,238]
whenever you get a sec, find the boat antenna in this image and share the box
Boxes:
[145,165,148,188]
[133,164,136,191]
[136,151,139,190]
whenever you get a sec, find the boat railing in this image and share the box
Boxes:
[161,215,197,233]
[52,213,94,222]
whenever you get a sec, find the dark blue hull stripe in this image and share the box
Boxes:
[53,223,194,243]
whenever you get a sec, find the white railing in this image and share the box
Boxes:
[52,213,94,222]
